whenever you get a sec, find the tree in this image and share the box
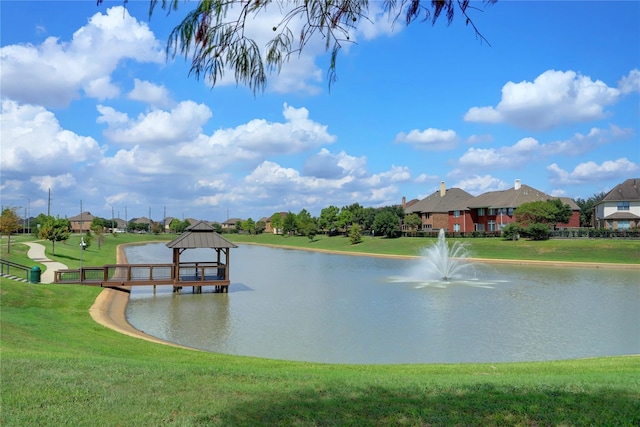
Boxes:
[318,205,339,234]
[242,217,256,235]
[282,212,298,236]
[0,207,21,254]
[336,208,353,233]
[255,220,266,234]
[90,222,105,249]
[404,213,422,233]
[575,192,606,227]
[548,199,573,226]
[98,0,496,94]
[349,222,362,245]
[515,199,572,227]
[296,209,318,240]
[361,207,377,231]
[270,212,284,234]
[372,209,400,238]
[38,216,71,255]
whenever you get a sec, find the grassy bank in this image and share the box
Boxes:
[2,279,639,426]
[229,232,640,264]
[2,234,639,424]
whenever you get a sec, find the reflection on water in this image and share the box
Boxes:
[126,244,640,364]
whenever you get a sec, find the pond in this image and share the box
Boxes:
[125,243,640,364]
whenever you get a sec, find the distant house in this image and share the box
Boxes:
[68,211,95,233]
[222,218,243,231]
[593,178,640,229]
[462,179,580,233]
[112,218,127,233]
[404,182,474,232]
[265,212,287,234]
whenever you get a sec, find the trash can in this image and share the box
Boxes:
[30,266,42,284]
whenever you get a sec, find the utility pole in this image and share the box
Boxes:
[80,200,83,269]
[20,196,30,234]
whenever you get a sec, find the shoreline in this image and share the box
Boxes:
[88,243,198,350]
[89,242,640,349]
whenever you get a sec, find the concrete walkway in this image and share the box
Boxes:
[24,242,68,284]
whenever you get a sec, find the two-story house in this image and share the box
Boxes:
[404,182,474,231]
[457,179,580,233]
[593,178,640,229]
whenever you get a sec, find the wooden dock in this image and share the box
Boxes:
[55,262,231,293]
[54,220,237,294]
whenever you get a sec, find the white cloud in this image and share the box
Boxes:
[98,101,212,145]
[458,137,540,169]
[0,6,162,108]
[547,158,639,185]
[451,175,509,196]
[464,69,625,130]
[178,103,335,165]
[128,79,174,108]
[618,69,640,95]
[414,173,439,184]
[303,148,367,179]
[0,100,103,176]
[30,174,76,192]
[83,76,120,100]
[544,125,635,156]
[395,128,459,150]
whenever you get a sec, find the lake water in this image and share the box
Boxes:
[125,243,640,364]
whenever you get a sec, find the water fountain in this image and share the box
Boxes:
[389,228,484,287]
[423,229,471,280]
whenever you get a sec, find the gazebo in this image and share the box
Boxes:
[166,220,238,293]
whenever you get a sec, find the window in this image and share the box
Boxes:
[475,223,485,231]
[453,210,460,218]
[453,223,461,232]
[508,208,514,216]
[488,208,496,216]
[478,208,485,216]
[618,201,630,211]
[488,220,496,231]
[618,221,630,230]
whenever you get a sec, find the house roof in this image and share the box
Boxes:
[600,178,640,202]
[222,217,243,225]
[166,220,238,249]
[405,188,474,214]
[68,211,95,222]
[603,211,640,220]
[465,184,570,209]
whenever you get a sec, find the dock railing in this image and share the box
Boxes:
[54,262,227,286]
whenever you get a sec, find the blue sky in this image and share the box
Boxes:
[1,1,639,223]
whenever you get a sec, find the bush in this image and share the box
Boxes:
[502,223,523,240]
[525,223,551,240]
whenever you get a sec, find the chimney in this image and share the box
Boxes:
[514,179,521,190]
[440,181,446,197]
[402,196,406,208]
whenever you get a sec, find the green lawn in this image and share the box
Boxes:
[2,233,639,425]
[229,232,640,264]
[2,279,638,426]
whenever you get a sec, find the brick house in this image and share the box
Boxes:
[460,179,580,233]
[404,182,474,232]
[68,211,95,233]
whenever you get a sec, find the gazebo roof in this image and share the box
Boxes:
[166,220,238,249]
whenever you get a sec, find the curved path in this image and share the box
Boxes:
[23,242,69,284]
